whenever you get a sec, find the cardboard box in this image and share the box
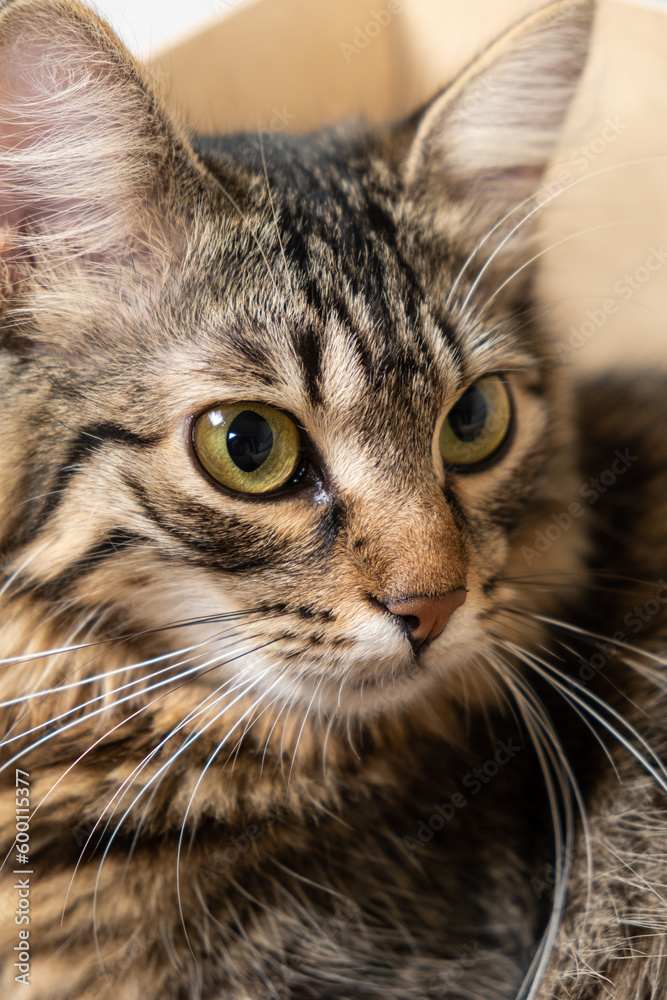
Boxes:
[153,0,667,371]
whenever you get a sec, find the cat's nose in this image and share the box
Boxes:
[383,590,467,652]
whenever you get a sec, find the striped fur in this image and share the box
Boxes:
[2,1,667,998]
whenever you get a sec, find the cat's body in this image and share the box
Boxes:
[1,0,666,997]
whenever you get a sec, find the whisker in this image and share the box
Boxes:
[84,663,274,968]
[542,629,662,719]
[64,654,277,922]
[505,640,667,797]
[1,656,211,767]
[498,572,653,597]
[95,662,262,856]
[0,633,250,757]
[525,641,623,781]
[175,666,290,955]
[525,612,667,673]
[288,679,323,786]
[0,607,269,668]
[5,631,279,879]
[3,616,278,754]
[488,655,581,1000]
[83,640,281,843]
[227,683,287,774]
[458,153,667,313]
[479,218,641,316]
[89,663,279,948]
[0,541,51,601]
[0,635,234,707]
[2,640,266,878]
[260,678,300,777]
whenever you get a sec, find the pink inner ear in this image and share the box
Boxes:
[0,44,83,256]
[0,4,163,261]
[0,81,30,241]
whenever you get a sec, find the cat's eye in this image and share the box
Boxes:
[438,376,511,468]
[193,402,302,494]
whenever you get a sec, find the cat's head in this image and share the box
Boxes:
[0,0,594,720]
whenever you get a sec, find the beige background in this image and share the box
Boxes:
[152,0,667,372]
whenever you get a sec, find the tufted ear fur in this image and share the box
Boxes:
[0,0,189,297]
[404,0,595,273]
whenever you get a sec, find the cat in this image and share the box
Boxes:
[2,0,667,997]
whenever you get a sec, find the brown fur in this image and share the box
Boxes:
[1,1,666,998]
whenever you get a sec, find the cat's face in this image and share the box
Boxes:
[0,0,593,717]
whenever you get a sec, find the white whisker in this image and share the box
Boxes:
[479,218,640,317]
[288,679,322,786]
[175,666,290,955]
[457,153,667,313]
[488,655,579,1000]
[507,641,667,797]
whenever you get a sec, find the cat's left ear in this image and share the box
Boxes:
[0,0,192,288]
[404,0,594,267]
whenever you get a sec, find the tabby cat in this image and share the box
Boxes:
[1,0,667,997]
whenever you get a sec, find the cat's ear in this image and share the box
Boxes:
[0,0,189,286]
[404,0,594,267]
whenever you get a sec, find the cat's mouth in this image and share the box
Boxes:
[269,596,479,715]
[171,582,477,716]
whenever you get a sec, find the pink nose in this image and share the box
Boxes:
[383,590,467,651]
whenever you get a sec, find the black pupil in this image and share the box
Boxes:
[448,386,488,442]
[227,410,274,472]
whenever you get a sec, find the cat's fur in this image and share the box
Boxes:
[1,0,666,997]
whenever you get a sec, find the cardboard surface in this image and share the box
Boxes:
[153,0,667,371]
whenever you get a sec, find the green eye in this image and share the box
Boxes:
[438,376,511,468]
[193,402,302,494]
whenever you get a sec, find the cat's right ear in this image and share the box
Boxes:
[0,0,191,290]
[403,0,595,277]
